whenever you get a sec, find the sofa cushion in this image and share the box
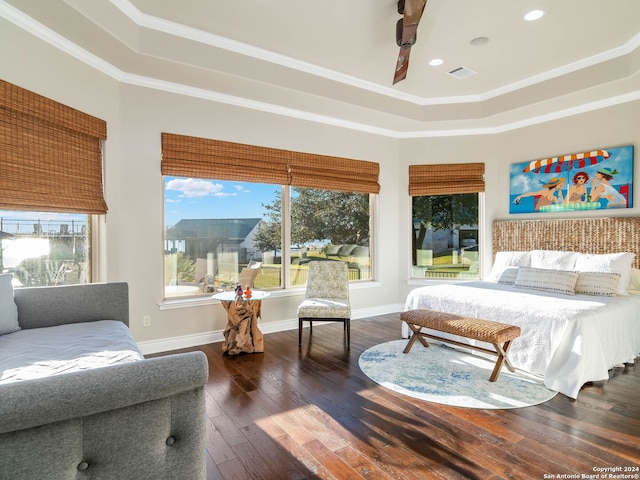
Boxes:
[0,274,20,336]
[0,320,143,384]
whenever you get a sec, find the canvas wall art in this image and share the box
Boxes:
[509,145,634,214]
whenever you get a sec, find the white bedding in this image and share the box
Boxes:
[0,320,144,384]
[403,282,640,399]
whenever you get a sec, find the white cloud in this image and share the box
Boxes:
[165,178,227,198]
[233,184,250,193]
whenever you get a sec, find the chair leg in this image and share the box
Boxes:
[298,318,302,345]
[346,319,350,348]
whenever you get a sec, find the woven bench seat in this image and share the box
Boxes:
[400,309,521,382]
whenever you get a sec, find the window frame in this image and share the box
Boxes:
[408,163,485,282]
[161,178,376,300]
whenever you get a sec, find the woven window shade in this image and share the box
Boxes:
[162,133,380,194]
[409,163,484,196]
[288,154,380,194]
[0,80,108,214]
[161,133,290,184]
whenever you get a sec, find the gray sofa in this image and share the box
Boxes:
[0,282,208,480]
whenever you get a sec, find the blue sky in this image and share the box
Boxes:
[164,177,278,227]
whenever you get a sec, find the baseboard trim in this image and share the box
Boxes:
[138,303,403,355]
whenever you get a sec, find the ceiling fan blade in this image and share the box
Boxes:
[403,0,427,26]
[392,0,427,84]
[393,45,412,84]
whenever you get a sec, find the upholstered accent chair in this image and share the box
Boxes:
[297,260,351,348]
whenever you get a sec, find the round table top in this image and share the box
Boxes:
[212,290,271,301]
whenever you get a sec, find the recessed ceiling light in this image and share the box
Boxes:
[429,58,444,66]
[524,10,544,21]
[470,36,489,46]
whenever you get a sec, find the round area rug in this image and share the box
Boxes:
[359,340,557,409]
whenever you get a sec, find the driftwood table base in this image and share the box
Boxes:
[220,299,265,355]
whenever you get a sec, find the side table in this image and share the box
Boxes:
[212,290,270,355]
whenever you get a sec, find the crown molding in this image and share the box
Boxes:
[110,0,640,107]
[2,0,638,139]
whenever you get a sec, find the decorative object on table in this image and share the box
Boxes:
[212,290,269,355]
[243,286,252,298]
[235,283,243,299]
[297,260,351,348]
[509,145,633,214]
[359,340,557,409]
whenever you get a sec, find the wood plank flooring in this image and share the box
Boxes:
[153,314,640,479]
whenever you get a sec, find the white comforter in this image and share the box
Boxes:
[403,282,640,399]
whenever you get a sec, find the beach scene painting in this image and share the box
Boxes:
[510,145,634,214]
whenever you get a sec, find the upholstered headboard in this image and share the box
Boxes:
[493,216,640,269]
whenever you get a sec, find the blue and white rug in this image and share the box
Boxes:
[359,340,557,409]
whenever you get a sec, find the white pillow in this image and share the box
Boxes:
[628,268,640,291]
[530,250,577,271]
[496,267,520,285]
[514,267,578,295]
[0,274,20,335]
[574,272,621,296]
[574,252,635,295]
[487,251,530,282]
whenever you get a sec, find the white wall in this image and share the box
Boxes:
[2,18,639,351]
[399,101,640,300]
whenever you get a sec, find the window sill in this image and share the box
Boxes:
[159,280,381,310]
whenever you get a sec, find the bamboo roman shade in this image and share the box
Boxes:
[161,133,380,194]
[0,79,108,214]
[409,163,485,196]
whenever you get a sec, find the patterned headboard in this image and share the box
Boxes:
[493,217,640,269]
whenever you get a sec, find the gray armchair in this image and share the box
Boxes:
[297,261,351,348]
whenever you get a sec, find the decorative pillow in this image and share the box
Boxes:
[627,268,640,291]
[574,252,635,295]
[487,251,531,282]
[514,267,578,295]
[574,271,621,296]
[0,274,20,335]
[496,267,520,285]
[530,250,577,271]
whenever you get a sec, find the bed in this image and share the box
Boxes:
[403,216,640,399]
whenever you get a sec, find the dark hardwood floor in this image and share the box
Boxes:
[156,314,640,479]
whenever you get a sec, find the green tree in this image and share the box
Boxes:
[252,191,281,255]
[253,188,370,253]
[291,188,369,246]
[412,193,478,263]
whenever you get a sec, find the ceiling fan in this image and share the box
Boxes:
[393,0,427,84]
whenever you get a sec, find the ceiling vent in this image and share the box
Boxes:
[448,66,476,79]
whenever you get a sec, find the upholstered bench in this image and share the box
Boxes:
[400,309,521,382]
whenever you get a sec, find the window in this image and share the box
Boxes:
[409,163,484,280]
[0,80,107,287]
[1,211,91,286]
[161,133,378,299]
[289,187,371,285]
[163,178,372,297]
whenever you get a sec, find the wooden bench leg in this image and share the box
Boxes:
[402,323,430,354]
[489,340,515,382]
